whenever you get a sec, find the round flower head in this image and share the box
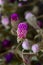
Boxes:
[17,22,28,38]
[2,39,11,48]
[22,39,30,50]
[4,52,13,63]
[18,3,22,7]
[0,0,4,6]
[25,12,34,20]
[11,13,20,35]
[32,44,39,54]
[25,12,40,30]
[1,16,9,26]
[37,21,43,28]
[11,13,19,21]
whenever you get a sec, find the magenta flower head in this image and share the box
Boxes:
[17,22,28,38]
[10,13,19,21]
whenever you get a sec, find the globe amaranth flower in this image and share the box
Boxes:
[25,12,40,30]
[11,13,19,21]
[1,16,9,26]
[17,22,28,38]
[18,3,22,7]
[22,39,30,50]
[2,39,11,48]
[32,44,39,54]
[4,52,14,63]
[0,0,4,6]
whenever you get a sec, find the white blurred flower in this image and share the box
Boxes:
[1,16,9,26]
[0,0,4,12]
[25,12,40,30]
[22,39,30,50]
[18,3,22,7]
[1,16,10,29]
[32,44,39,54]
[0,0,4,6]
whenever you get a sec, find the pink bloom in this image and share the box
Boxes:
[17,22,28,38]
